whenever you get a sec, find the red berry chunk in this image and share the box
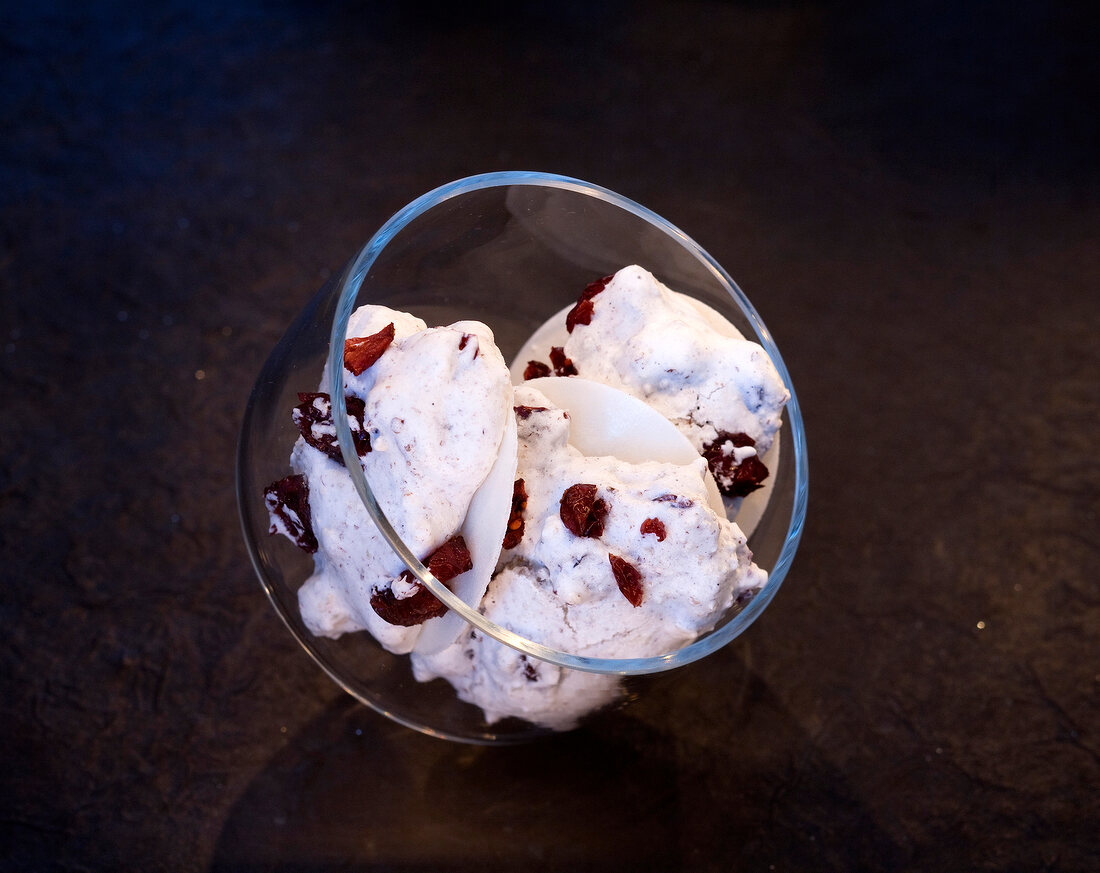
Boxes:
[549,346,577,377]
[566,298,595,333]
[369,586,447,627]
[519,655,539,682]
[559,483,608,539]
[458,333,479,357]
[566,274,612,333]
[293,392,370,464]
[513,405,549,420]
[502,479,528,549]
[609,554,644,607]
[701,431,769,497]
[523,360,551,380]
[370,535,473,626]
[417,535,474,584]
[344,322,396,375]
[640,518,667,541]
[263,474,318,553]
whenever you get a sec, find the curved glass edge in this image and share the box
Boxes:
[327,171,809,676]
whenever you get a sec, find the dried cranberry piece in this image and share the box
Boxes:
[293,392,370,463]
[458,333,479,357]
[513,405,549,420]
[369,586,448,627]
[419,535,474,583]
[565,298,595,333]
[565,274,612,333]
[344,322,396,375]
[609,554,644,607]
[370,535,473,627]
[584,274,613,296]
[654,493,693,509]
[559,483,608,538]
[263,474,318,553]
[731,455,769,495]
[549,346,577,377]
[523,360,551,380]
[502,479,528,549]
[640,518,667,542]
[701,431,770,497]
[519,655,539,682]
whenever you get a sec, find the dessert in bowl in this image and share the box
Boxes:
[237,172,808,743]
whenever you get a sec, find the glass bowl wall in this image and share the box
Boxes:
[239,172,807,742]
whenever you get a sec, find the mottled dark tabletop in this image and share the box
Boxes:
[2,2,1097,871]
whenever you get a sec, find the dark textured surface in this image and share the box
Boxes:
[2,1,1098,870]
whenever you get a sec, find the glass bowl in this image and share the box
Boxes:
[238,171,808,743]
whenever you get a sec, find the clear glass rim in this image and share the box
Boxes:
[327,170,808,676]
